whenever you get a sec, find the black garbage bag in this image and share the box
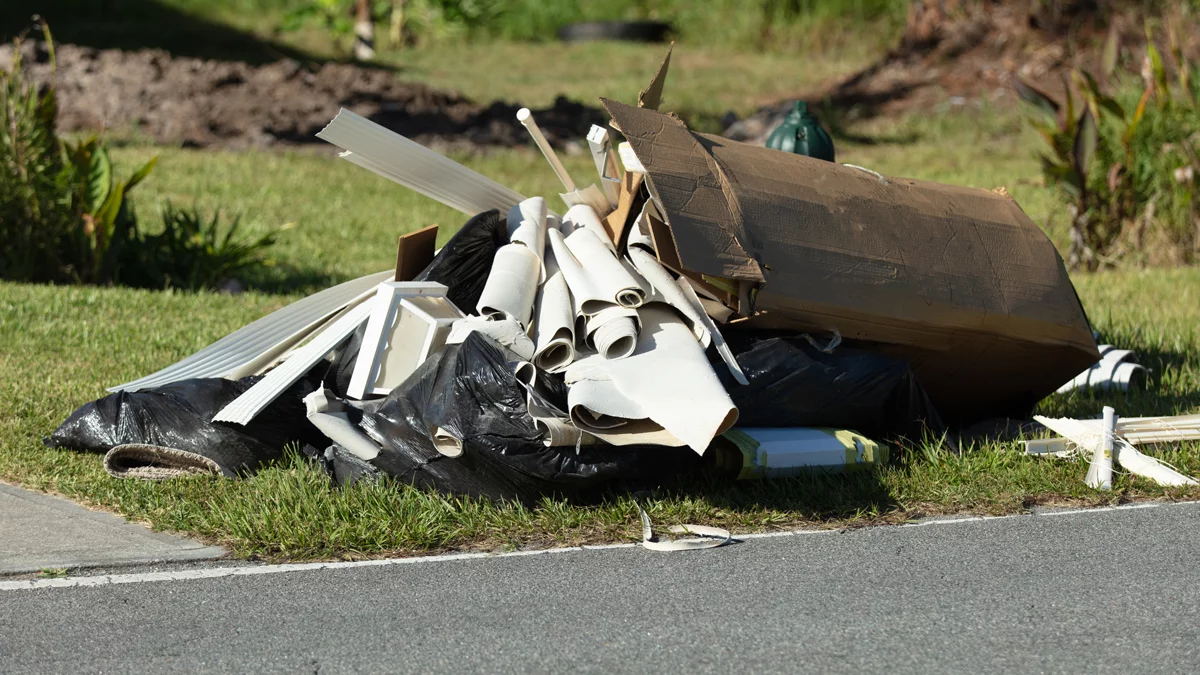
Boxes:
[414,208,508,311]
[715,332,946,443]
[325,209,508,397]
[363,331,699,502]
[45,375,328,477]
[304,443,383,488]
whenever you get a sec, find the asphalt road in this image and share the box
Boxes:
[4,502,1200,674]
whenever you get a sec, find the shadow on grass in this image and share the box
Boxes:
[234,263,342,297]
[1,0,316,65]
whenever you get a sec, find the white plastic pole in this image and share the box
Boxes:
[517,108,577,191]
[1086,406,1116,490]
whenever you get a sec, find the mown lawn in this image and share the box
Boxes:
[3,92,1199,561]
[8,0,1200,559]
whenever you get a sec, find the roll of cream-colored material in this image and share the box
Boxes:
[533,246,576,372]
[583,306,640,361]
[565,307,738,454]
[508,197,548,282]
[476,243,540,328]
[562,204,616,253]
[563,228,645,311]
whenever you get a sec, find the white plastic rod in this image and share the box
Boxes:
[517,108,577,192]
[1086,406,1116,490]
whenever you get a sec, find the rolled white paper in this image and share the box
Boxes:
[565,307,739,453]
[547,228,608,316]
[584,306,640,361]
[507,197,548,283]
[563,204,616,253]
[431,426,464,457]
[533,246,577,373]
[476,243,540,329]
[564,228,645,311]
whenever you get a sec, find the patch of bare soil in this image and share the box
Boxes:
[726,0,1195,144]
[0,42,604,151]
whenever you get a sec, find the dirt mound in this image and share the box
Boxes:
[0,42,604,150]
[726,0,1193,144]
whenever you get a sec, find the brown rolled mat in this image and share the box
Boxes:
[103,444,231,480]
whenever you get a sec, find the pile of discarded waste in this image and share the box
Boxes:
[44,48,1196,501]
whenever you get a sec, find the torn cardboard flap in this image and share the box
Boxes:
[602,98,1099,422]
[637,42,673,111]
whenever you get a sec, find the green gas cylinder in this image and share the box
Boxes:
[765,101,835,162]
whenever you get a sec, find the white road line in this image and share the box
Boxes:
[5,500,1197,592]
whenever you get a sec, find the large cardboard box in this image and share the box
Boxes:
[603,98,1099,422]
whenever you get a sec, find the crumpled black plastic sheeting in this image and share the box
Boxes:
[414,209,509,310]
[325,209,508,397]
[45,375,329,476]
[715,331,946,443]
[362,331,699,502]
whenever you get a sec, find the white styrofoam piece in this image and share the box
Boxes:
[476,244,540,329]
[533,246,577,373]
[565,306,738,453]
[318,108,524,215]
[347,282,458,400]
[214,299,378,425]
[109,270,393,392]
[303,388,380,461]
[446,317,536,361]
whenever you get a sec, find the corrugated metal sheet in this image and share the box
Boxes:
[317,108,524,216]
[109,271,392,392]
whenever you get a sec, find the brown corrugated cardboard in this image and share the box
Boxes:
[602,98,1099,422]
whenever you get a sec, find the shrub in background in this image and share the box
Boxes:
[0,24,279,290]
[1019,17,1200,269]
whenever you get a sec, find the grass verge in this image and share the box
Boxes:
[3,107,1200,560]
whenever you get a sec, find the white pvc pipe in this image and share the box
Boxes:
[517,108,576,191]
[1086,406,1116,490]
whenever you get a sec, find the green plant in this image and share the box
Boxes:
[1,22,280,290]
[134,204,280,290]
[0,25,155,285]
[1018,19,1200,269]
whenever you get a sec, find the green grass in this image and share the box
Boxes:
[4,107,1200,561]
[2,4,1199,561]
